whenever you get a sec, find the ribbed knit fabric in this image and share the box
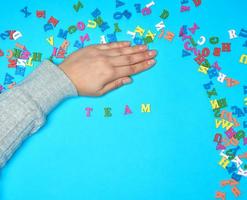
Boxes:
[0,60,78,168]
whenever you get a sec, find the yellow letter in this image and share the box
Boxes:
[240,54,247,64]
[141,104,151,113]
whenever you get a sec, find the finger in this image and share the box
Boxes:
[96,41,131,50]
[110,50,157,66]
[103,45,147,56]
[115,59,156,78]
[98,77,132,95]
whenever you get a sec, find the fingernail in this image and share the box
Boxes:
[123,78,132,84]
[148,50,156,56]
[148,59,156,65]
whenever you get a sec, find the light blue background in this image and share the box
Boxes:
[0,0,247,199]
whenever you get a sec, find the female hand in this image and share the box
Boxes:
[59,41,157,96]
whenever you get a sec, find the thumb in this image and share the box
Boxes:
[98,77,132,95]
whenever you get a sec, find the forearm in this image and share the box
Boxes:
[0,60,78,168]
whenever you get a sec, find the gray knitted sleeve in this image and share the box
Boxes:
[0,60,78,168]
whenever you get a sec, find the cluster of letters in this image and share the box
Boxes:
[179,21,247,199]
[0,0,173,97]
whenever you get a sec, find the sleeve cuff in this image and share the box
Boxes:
[17,59,78,115]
